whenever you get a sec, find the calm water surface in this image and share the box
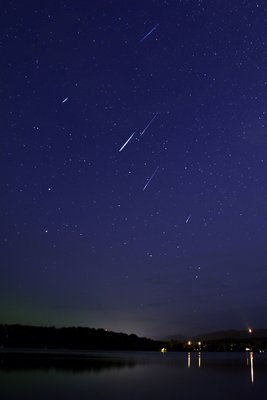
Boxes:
[0,351,266,400]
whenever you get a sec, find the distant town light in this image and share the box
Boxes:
[248,328,252,333]
[160,347,167,353]
[188,341,191,346]
[198,341,201,346]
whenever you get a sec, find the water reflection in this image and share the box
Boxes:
[250,352,254,384]
[0,352,137,374]
[0,351,266,400]
[186,351,257,384]
[187,352,201,369]
[198,352,201,368]
[0,350,264,385]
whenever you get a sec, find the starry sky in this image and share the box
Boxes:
[1,0,267,338]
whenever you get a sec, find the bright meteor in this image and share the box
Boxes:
[119,132,135,152]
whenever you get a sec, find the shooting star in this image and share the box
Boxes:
[143,166,159,191]
[140,23,159,43]
[62,97,69,103]
[186,214,191,224]
[140,113,159,136]
[119,132,135,152]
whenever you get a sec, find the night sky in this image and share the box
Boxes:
[1,0,267,338]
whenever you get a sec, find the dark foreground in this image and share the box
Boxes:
[0,351,266,400]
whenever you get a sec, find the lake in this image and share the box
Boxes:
[0,351,266,399]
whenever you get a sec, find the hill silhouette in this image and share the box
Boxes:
[0,324,163,351]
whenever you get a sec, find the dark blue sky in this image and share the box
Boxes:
[1,0,267,337]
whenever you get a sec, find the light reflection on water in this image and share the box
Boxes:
[188,351,255,384]
[250,352,254,383]
[0,351,266,400]
[198,351,201,368]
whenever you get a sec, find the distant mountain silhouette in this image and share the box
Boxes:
[194,329,267,341]
[162,334,187,342]
[162,329,267,352]
[163,329,267,342]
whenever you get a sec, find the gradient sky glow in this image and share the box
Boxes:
[1,0,267,338]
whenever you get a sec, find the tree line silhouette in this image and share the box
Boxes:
[0,324,163,351]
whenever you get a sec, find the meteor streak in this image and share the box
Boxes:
[119,132,135,152]
[143,166,159,191]
[140,24,159,42]
[140,113,159,136]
